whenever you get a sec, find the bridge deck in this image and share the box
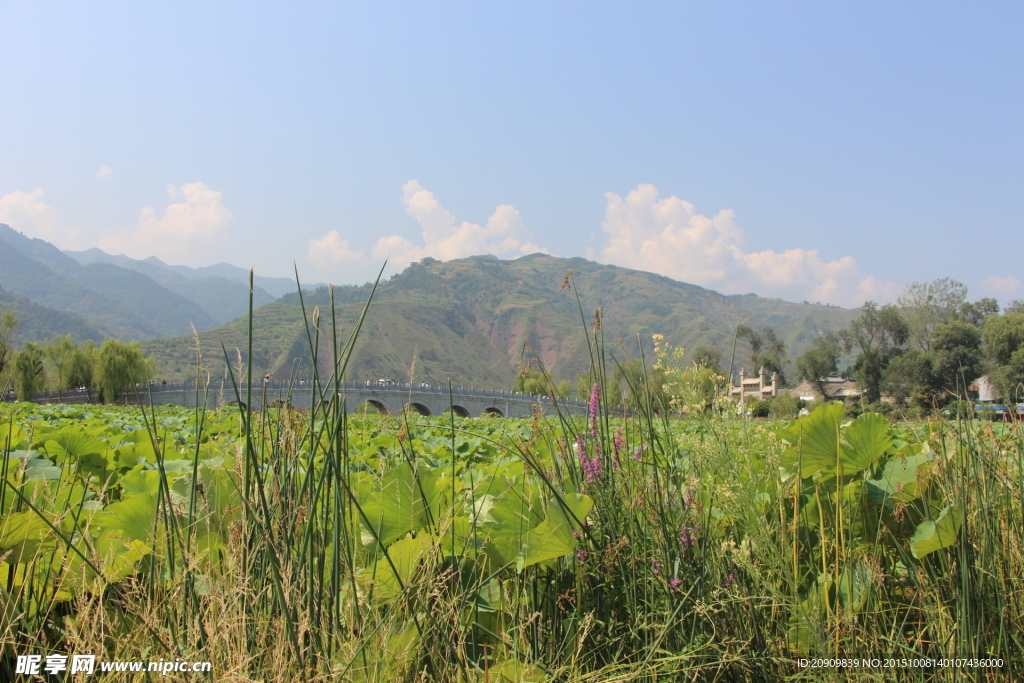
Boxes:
[24,382,589,419]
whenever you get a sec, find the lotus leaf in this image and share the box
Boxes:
[356,463,441,548]
[97,493,158,544]
[517,493,592,571]
[365,533,435,604]
[910,503,963,559]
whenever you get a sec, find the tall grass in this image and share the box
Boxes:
[1,275,1021,682]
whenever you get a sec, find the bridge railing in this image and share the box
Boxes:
[25,380,589,407]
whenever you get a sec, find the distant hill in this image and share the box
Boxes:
[0,286,107,345]
[0,224,218,339]
[66,248,280,324]
[66,248,326,301]
[140,254,859,387]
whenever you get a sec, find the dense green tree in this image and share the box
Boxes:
[982,312,1024,365]
[14,342,46,401]
[513,367,548,396]
[898,278,968,351]
[0,307,16,380]
[881,349,932,404]
[794,333,841,395]
[556,379,572,400]
[690,346,722,371]
[990,351,1024,403]
[46,334,78,399]
[840,302,909,403]
[982,312,1024,401]
[930,319,984,398]
[736,325,762,371]
[67,340,97,402]
[736,326,787,385]
[960,297,1000,327]
[1005,300,1024,315]
[95,340,150,403]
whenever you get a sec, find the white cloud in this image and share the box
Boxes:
[99,182,231,263]
[371,180,546,271]
[0,187,81,248]
[96,165,113,179]
[306,230,363,269]
[983,275,1020,299]
[589,184,898,307]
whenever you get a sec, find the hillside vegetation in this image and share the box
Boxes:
[0,287,107,344]
[141,254,859,386]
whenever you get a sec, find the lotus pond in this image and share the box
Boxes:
[1,398,1021,682]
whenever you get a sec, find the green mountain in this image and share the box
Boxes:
[140,254,859,388]
[0,224,218,339]
[0,286,107,345]
[66,248,279,324]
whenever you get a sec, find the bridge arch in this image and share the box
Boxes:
[446,405,470,418]
[482,407,504,418]
[405,402,432,416]
[354,399,390,415]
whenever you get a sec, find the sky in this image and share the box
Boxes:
[1,1,1022,308]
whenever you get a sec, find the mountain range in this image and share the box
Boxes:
[0,223,324,343]
[1,225,860,387]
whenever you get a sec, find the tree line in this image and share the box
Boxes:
[511,278,1024,417]
[795,279,1024,413]
[0,310,151,404]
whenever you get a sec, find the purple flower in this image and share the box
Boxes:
[588,383,601,429]
[669,578,682,589]
[650,557,662,575]
[678,523,700,548]
[612,426,624,466]
[722,572,736,588]
[683,476,698,508]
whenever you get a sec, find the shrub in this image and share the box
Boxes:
[768,394,800,419]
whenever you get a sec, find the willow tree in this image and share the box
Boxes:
[14,342,46,401]
[0,307,16,382]
[95,340,150,403]
[45,335,78,400]
[68,340,97,402]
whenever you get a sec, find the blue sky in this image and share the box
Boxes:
[1,1,1021,307]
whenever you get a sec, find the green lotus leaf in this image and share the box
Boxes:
[517,493,592,571]
[910,503,963,559]
[366,533,435,604]
[357,463,440,548]
[837,560,873,611]
[120,469,162,496]
[840,413,892,477]
[97,493,157,544]
[198,467,240,529]
[779,403,844,478]
[44,432,108,460]
[867,450,935,504]
[488,658,547,682]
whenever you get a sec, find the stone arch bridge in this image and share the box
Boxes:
[31,381,589,419]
